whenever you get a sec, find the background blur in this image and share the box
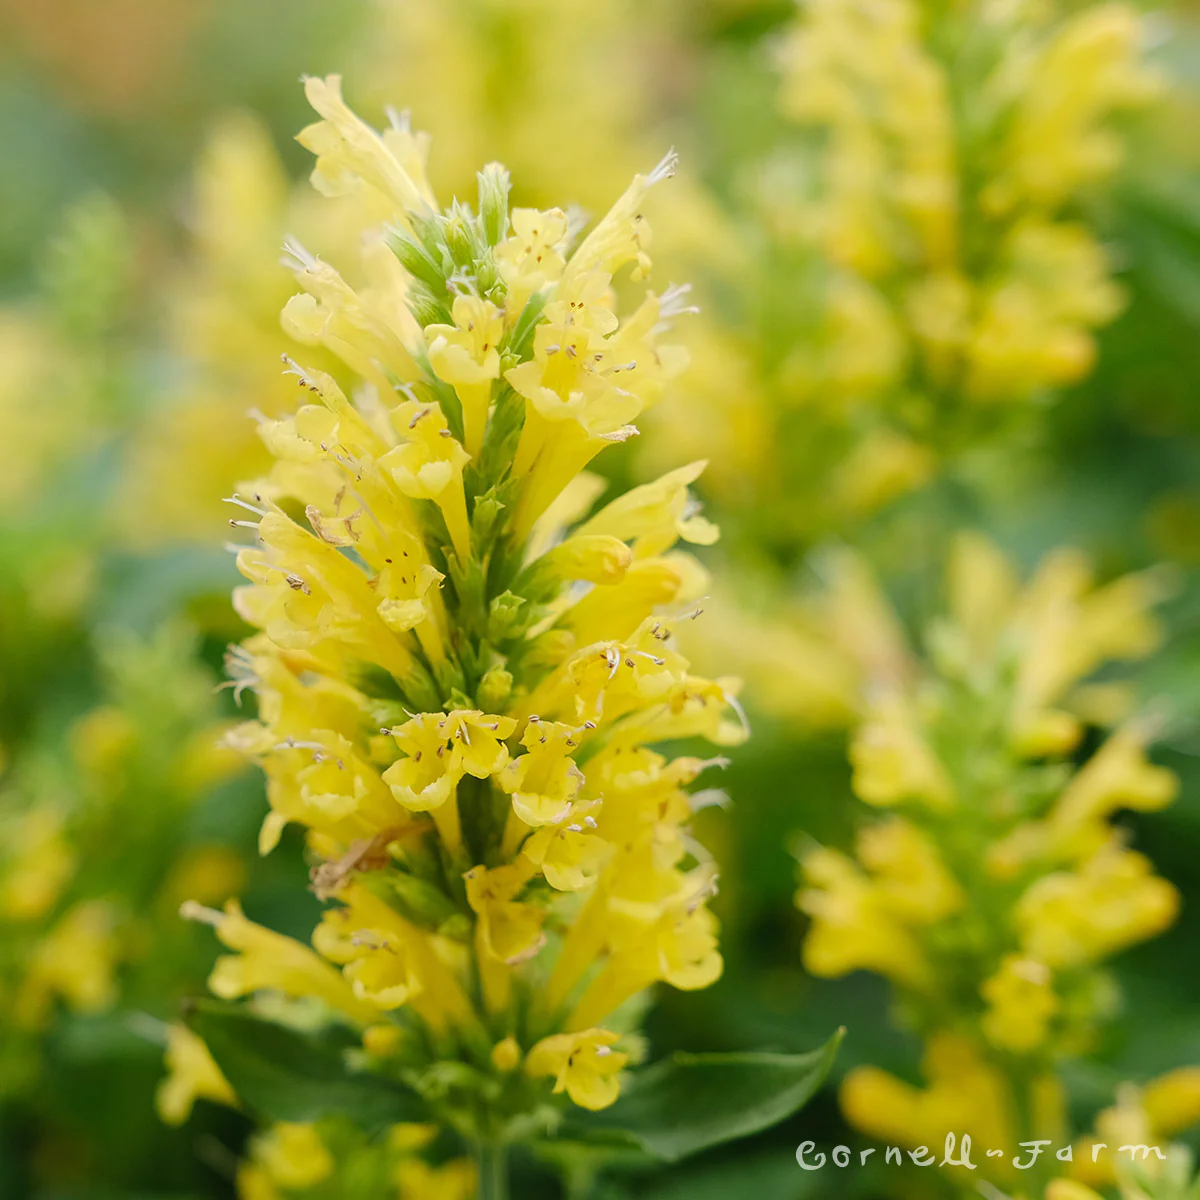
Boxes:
[1,0,1198,1197]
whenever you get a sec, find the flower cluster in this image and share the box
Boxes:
[779,0,1156,412]
[652,0,1161,553]
[181,75,740,1153]
[795,534,1179,1185]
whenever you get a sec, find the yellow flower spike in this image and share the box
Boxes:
[425,294,504,456]
[156,1024,237,1126]
[214,81,734,1146]
[184,899,377,1024]
[379,400,472,564]
[526,1029,628,1111]
[249,1123,334,1191]
[297,74,435,221]
[497,720,586,828]
[980,955,1060,1053]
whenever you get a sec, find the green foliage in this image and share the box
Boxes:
[187,1001,426,1130]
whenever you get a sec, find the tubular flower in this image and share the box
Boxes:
[796,534,1179,1179]
[188,76,740,1147]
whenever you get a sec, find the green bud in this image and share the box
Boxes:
[471,489,506,542]
[477,162,511,245]
[442,201,482,269]
[406,280,452,329]
[487,591,527,642]
[477,665,513,711]
[387,228,445,291]
[437,913,473,943]
[361,869,460,931]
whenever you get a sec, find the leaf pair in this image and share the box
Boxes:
[189,999,842,1164]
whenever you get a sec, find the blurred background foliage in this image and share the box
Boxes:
[0,0,1197,1196]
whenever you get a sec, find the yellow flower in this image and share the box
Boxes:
[464,861,546,967]
[16,900,121,1028]
[247,1123,334,1190]
[0,809,75,921]
[841,1034,1017,1167]
[395,1157,478,1200]
[494,207,568,316]
[379,400,472,563]
[156,1024,237,1126]
[849,693,956,810]
[980,955,1060,1054]
[426,294,504,455]
[1016,844,1179,968]
[798,846,932,989]
[297,74,434,221]
[575,461,719,558]
[496,720,585,827]
[185,899,376,1023]
[526,1029,628,1111]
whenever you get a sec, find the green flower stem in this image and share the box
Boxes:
[477,1141,508,1200]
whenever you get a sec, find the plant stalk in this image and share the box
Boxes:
[477,1140,508,1200]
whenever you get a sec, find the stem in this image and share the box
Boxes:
[477,1141,508,1200]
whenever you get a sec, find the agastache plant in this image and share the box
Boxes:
[168,76,838,1198]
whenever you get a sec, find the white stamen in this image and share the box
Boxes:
[179,900,225,927]
[646,148,679,186]
[280,236,319,273]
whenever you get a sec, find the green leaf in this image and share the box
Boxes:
[186,1000,426,1130]
[565,1030,844,1163]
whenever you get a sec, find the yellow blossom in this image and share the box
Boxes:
[426,294,504,456]
[156,1024,237,1126]
[526,1028,628,1111]
[185,899,377,1023]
